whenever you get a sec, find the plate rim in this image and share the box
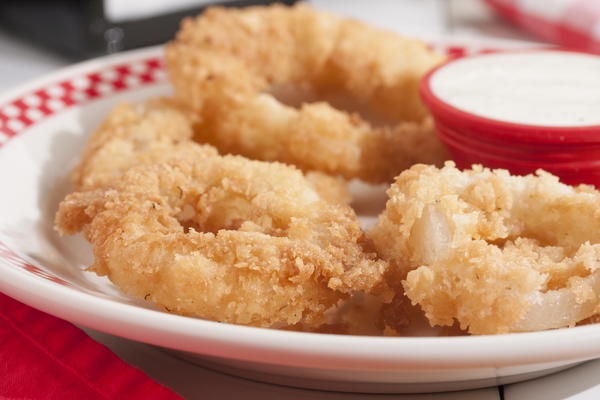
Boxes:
[0,45,165,110]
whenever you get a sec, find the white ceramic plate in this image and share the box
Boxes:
[2,42,597,394]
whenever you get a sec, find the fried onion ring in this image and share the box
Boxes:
[72,98,350,205]
[166,4,446,183]
[369,162,600,334]
[56,154,390,328]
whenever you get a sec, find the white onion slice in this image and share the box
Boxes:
[512,271,600,332]
[410,204,451,265]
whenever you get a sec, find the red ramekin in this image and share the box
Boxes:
[420,49,600,187]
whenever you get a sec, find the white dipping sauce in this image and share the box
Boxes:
[430,51,600,127]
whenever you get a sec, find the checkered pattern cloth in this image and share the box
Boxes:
[484,0,600,51]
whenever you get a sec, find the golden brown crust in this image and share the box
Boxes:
[71,98,351,205]
[56,155,390,328]
[166,4,446,183]
[56,98,388,329]
[71,98,215,191]
[369,162,600,334]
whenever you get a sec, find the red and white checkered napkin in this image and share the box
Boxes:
[484,0,600,51]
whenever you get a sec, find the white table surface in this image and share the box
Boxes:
[2,1,599,399]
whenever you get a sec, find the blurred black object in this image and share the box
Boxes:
[0,0,298,59]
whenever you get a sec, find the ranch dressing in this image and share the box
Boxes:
[430,51,600,127]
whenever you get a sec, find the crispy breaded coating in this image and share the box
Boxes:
[73,98,351,205]
[56,155,390,328]
[369,162,600,334]
[72,98,215,190]
[57,97,385,329]
[166,4,446,183]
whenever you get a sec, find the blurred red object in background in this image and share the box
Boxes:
[484,0,600,52]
